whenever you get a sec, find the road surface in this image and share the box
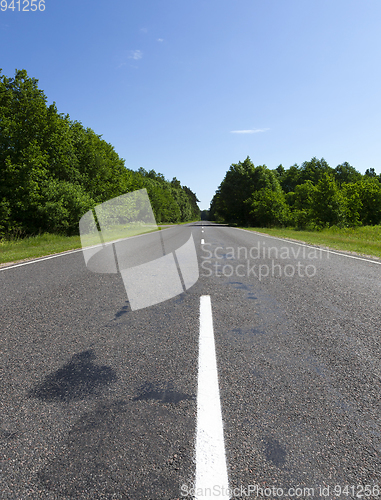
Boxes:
[0,222,380,499]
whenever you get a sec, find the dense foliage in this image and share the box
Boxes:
[0,69,199,238]
[210,156,381,229]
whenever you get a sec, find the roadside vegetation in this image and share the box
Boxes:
[209,156,381,258]
[242,225,381,259]
[0,222,197,266]
[0,233,82,265]
[0,69,200,245]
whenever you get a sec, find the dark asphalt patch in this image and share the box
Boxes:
[36,399,194,499]
[114,303,130,319]
[263,437,287,467]
[228,281,252,291]
[28,350,117,402]
[133,381,196,405]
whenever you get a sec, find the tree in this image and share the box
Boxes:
[356,178,381,225]
[299,157,334,185]
[0,69,51,234]
[213,156,257,224]
[280,164,301,193]
[364,167,377,178]
[334,162,362,186]
[210,157,286,226]
[274,164,285,182]
[209,189,225,222]
[340,182,362,226]
[289,180,315,228]
[0,69,200,236]
[311,173,343,227]
[35,179,94,235]
[182,186,200,220]
[146,182,181,223]
[248,188,290,227]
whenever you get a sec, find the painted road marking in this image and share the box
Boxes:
[0,248,84,271]
[2,226,381,272]
[201,238,205,244]
[233,227,381,265]
[196,295,229,499]
[0,227,176,272]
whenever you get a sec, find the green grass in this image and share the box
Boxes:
[0,220,201,266]
[0,233,82,265]
[241,225,381,259]
[3,223,379,266]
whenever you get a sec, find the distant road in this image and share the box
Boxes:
[1,222,380,499]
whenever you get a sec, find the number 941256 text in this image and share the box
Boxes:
[1,0,45,11]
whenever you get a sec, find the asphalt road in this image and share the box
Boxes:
[1,221,380,499]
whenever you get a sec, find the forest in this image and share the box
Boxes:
[0,69,200,238]
[210,156,381,229]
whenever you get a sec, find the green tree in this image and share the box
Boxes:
[299,157,334,185]
[170,178,192,221]
[182,185,200,220]
[364,167,377,178]
[280,164,301,193]
[334,162,362,186]
[289,180,315,228]
[209,189,225,222]
[248,188,290,227]
[0,69,51,234]
[0,69,199,237]
[146,182,181,223]
[356,178,381,225]
[35,179,94,235]
[340,182,362,226]
[211,157,286,226]
[213,156,257,224]
[70,122,131,203]
[311,173,343,227]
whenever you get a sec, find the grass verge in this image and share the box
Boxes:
[0,233,82,266]
[240,225,381,259]
[0,220,201,266]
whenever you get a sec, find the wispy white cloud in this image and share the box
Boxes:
[128,50,143,60]
[140,28,148,33]
[157,38,164,42]
[115,48,143,69]
[230,128,269,134]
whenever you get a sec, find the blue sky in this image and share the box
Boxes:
[1,0,380,209]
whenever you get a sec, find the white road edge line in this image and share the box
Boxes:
[232,227,381,266]
[0,226,178,272]
[0,248,84,271]
[196,295,229,499]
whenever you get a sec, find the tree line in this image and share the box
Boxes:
[0,69,199,238]
[209,156,381,229]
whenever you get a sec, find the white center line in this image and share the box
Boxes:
[196,295,229,499]
[201,238,205,244]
